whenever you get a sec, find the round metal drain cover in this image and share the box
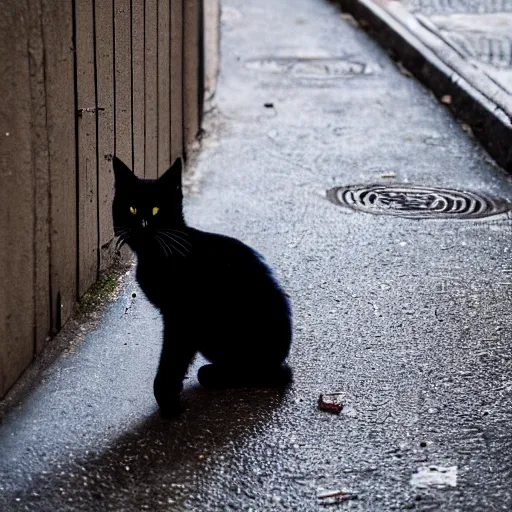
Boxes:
[327,184,510,219]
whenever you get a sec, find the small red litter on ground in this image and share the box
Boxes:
[318,393,344,414]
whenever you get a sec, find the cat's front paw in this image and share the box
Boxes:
[154,387,182,418]
[154,378,183,418]
[158,396,183,418]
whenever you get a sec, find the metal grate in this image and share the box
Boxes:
[327,184,511,219]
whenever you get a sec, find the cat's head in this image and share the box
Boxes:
[112,157,188,257]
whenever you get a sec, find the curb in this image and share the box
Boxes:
[338,0,512,173]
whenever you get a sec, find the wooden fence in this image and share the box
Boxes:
[0,0,214,399]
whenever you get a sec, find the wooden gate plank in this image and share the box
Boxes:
[170,0,183,163]
[183,0,201,151]
[41,0,77,331]
[75,0,99,297]
[27,0,51,353]
[96,0,116,271]
[0,1,35,397]
[145,0,158,178]
[157,0,171,176]
[132,0,145,177]
[114,0,133,167]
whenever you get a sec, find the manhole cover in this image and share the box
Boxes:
[245,57,371,78]
[327,184,511,219]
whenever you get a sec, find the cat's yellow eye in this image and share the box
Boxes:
[129,206,137,215]
[152,207,160,216]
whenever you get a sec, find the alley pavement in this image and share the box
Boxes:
[1,0,512,510]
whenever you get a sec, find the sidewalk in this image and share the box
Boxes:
[404,0,512,93]
[2,0,512,510]
[339,0,512,171]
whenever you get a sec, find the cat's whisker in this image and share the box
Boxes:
[114,226,130,236]
[158,234,190,256]
[160,236,182,259]
[157,233,186,258]
[157,230,191,244]
[157,230,190,246]
[114,228,129,238]
[115,231,131,251]
[157,232,191,253]
[161,237,177,258]
[115,232,128,241]
[154,236,171,258]
[115,238,126,251]
[155,235,175,258]
[158,230,191,243]
[159,228,189,236]
[168,240,187,258]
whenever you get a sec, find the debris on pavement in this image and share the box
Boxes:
[339,12,359,27]
[317,489,356,505]
[318,393,344,414]
[396,61,413,77]
[441,95,452,105]
[124,291,138,315]
[460,123,474,137]
[410,466,458,489]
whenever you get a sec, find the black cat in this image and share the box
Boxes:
[112,156,292,417]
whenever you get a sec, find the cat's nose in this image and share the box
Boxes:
[141,219,148,228]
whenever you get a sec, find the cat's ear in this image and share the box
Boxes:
[112,156,135,186]
[159,157,183,191]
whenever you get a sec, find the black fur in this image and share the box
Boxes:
[112,157,292,417]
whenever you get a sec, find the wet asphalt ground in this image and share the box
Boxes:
[2,0,512,510]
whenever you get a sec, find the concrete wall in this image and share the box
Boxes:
[0,0,213,399]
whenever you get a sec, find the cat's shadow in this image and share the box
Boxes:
[16,384,288,507]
